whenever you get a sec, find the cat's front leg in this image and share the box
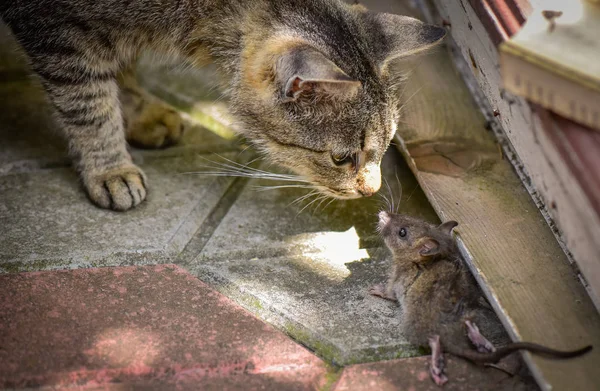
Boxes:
[118,65,185,149]
[44,75,147,211]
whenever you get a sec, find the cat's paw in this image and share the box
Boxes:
[125,100,185,149]
[83,165,147,211]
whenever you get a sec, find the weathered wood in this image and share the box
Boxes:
[429,0,600,314]
[393,39,600,391]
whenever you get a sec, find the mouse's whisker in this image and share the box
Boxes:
[377,192,391,213]
[405,183,419,203]
[394,170,403,214]
[383,176,395,213]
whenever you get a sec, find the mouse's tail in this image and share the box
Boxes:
[446,343,592,364]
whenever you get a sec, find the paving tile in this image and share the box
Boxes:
[334,356,538,391]
[192,249,415,366]
[187,149,441,365]
[0,153,243,272]
[0,71,69,175]
[0,30,241,176]
[0,265,330,390]
[200,148,438,262]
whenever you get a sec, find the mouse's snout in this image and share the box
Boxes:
[378,211,390,230]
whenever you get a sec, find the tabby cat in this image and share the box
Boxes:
[0,0,445,211]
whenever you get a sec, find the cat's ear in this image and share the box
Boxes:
[365,13,446,72]
[276,48,362,103]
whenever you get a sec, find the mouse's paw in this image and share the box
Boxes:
[428,335,448,386]
[368,284,396,301]
[465,320,496,353]
[430,368,449,387]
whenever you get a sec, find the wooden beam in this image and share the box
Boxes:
[428,0,600,314]
[392,35,600,391]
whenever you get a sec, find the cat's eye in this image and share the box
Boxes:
[331,152,354,166]
[399,228,407,237]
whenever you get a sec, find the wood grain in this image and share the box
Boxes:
[429,0,600,314]
[393,46,600,391]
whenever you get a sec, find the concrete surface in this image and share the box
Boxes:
[0,14,535,390]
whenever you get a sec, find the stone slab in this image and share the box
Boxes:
[0,153,242,273]
[0,69,69,175]
[192,249,415,366]
[189,149,443,365]
[200,147,439,262]
[334,356,538,391]
[0,265,330,390]
[0,26,241,176]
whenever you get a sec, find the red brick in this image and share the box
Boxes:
[0,265,328,390]
[334,356,537,391]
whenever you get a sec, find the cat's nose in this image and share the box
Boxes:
[358,188,375,197]
[357,162,381,197]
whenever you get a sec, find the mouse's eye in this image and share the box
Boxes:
[399,228,407,237]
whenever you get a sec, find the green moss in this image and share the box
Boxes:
[242,296,264,311]
[283,322,342,365]
[320,365,343,391]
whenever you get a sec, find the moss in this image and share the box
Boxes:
[0,258,64,273]
[320,365,343,391]
[342,344,421,366]
[283,322,342,365]
[243,296,264,311]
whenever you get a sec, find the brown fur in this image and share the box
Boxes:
[371,212,592,362]
[0,0,446,210]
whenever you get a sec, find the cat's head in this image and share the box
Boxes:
[233,3,445,199]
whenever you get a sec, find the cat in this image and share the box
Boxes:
[0,0,445,211]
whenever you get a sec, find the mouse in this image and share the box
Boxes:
[369,211,593,386]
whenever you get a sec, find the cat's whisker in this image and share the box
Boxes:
[307,194,329,215]
[289,190,319,207]
[185,168,307,183]
[323,197,336,211]
[184,155,312,184]
[314,194,333,214]
[298,194,326,215]
[214,161,306,181]
[397,85,424,116]
[254,184,315,192]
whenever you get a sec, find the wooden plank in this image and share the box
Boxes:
[428,0,600,313]
[392,37,600,390]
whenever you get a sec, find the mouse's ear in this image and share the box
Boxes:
[418,238,440,258]
[438,221,458,235]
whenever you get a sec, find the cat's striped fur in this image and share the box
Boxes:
[0,0,445,210]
